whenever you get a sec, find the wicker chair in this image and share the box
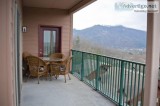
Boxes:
[23,51,32,59]
[26,56,49,84]
[50,53,65,59]
[22,52,32,77]
[50,56,72,83]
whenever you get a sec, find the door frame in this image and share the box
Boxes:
[38,25,62,57]
[14,2,21,106]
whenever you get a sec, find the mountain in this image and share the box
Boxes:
[73,25,146,49]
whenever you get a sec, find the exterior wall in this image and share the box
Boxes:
[0,0,19,106]
[0,0,14,105]
[0,0,22,106]
[23,7,72,57]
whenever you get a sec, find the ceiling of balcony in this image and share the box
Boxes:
[23,0,83,9]
[22,0,96,13]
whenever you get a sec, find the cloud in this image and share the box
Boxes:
[73,0,147,31]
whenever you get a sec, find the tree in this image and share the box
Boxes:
[73,36,80,50]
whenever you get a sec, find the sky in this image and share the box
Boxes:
[73,0,147,31]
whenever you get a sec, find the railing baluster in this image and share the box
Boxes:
[96,55,99,90]
[109,58,111,96]
[104,56,106,94]
[113,59,116,101]
[129,63,134,104]
[133,64,137,106]
[115,59,118,102]
[123,62,127,106]
[94,55,97,87]
[71,51,74,74]
[126,62,131,105]
[81,52,84,81]
[107,57,109,95]
[141,66,145,106]
[111,58,113,98]
[87,54,91,85]
[119,60,125,106]
[137,65,141,106]
[118,60,121,102]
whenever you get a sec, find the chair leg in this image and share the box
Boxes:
[64,75,66,83]
[50,73,52,81]
[55,75,58,79]
[26,74,31,82]
[46,75,48,80]
[46,73,48,80]
[68,74,71,80]
[38,76,40,84]
[57,75,59,78]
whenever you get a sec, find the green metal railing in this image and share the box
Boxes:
[72,50,146,106]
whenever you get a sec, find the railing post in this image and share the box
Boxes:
[119,60,125,106]
[71,57,74,74]
[71,50,74,74]
[81,52,84,81]
[95,55,99,90]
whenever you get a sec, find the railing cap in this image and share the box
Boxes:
[71,49,145,66]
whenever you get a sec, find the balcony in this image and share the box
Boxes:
[21,49,155,106]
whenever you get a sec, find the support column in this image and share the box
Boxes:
[144,0,160,105]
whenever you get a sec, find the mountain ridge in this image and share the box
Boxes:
[73,25,146,49]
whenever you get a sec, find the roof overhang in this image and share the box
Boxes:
[22,0,96,14]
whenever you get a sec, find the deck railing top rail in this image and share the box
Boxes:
[72,49,146,66]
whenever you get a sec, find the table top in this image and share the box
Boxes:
[41,57,64,62]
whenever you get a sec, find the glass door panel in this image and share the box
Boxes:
[43,30,56,57]
[50,31,56,54]
[43,30,50,56]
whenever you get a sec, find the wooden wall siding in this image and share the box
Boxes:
[23,7,72,57]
